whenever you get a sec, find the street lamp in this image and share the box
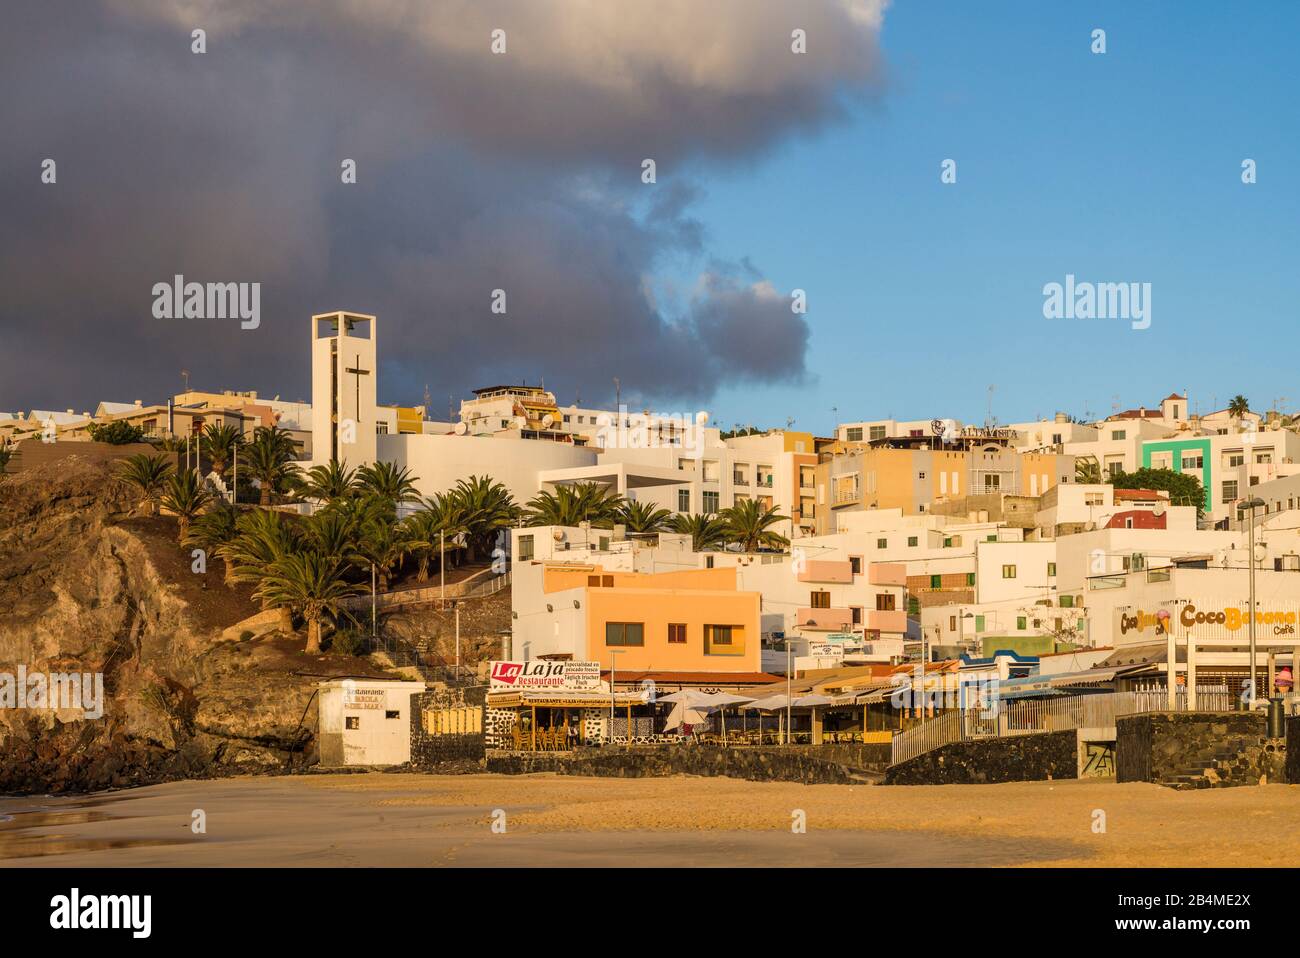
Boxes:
[1238,497,1265,706]
[608,648,624,745]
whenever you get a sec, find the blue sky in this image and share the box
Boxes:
[685,1,1300,435]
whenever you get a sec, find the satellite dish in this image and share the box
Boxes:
[541,413,555,428]
[454,422,468,435]
[696,411,709,425]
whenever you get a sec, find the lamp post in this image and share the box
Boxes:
[608,648,623,745]
[1239,497,1265,706]
[785,640,793,745]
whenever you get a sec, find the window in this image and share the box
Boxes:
[1257,453,1273,464]
[588,575,601,587]
[1112,430,1126,440]
[849,556,862,574]
[668,623,687,644]
[1060,594,1074,608]
[1250,476,1259,487]
[907,536,918,547]
[918,472,926,480]
[974,615,985,632]
[983,475,1000,491]
[517,534,534,561]
[345,716,360,730]
[876,594,896,611]
[949,616,957,630]
[966,572,976,586]
[877,538,888,549]
[702,490,720,513]
[1017,617,1027,630]
[810,591,831,609]
[869,425,887,441]
[943,537,953,547]
[677,488,690,512]
[704,624,743,655]
[851,606,863,625]
[1228,454,1244,467]
[1221,480,1239,503]
[1052,433,1062,444]
[1047,562,1057,577]
[385,710,400,720]
[1085,493,1104,506]
[846,427,863,442]
[986,534,997,542]
[1002,564,1017,578]
[605,622,645,646]
[930,574,942,589]
[1181,455,1202,469]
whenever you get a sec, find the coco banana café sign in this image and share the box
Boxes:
[1118,603,1299,640]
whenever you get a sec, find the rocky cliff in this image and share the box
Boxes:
[0,455,391,794]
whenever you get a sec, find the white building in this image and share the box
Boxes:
[317,678,426,766]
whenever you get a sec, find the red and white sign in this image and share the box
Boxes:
[489,660,601,691]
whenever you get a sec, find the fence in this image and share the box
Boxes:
[889,688,1237,766]
[338,569,510,611]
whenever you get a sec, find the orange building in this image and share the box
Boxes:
[526,565,762,675]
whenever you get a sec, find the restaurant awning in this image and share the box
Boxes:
[1049,667,1122,688]
[486,689,652,708]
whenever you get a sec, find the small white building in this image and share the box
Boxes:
[317,678,426,767]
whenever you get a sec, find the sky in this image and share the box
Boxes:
[2,1,1297,435]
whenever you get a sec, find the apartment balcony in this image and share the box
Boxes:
[832,489,860,506]
[867,609,908,635]
[868,562,906,586]
[733,475,749,486]
[796,559,854,583]
[797,606,854,631]
[756,476,774,488]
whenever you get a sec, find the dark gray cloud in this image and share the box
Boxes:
[0,0,886,413]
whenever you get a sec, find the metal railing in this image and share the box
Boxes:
[889,688,1237,766]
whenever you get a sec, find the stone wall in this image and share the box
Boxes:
[1117,712,1284,788]
[409,691,485,767]
[1286,717,1300,784]
[485,744,885,785]
[884,730,1078,785]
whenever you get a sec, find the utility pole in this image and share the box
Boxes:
[440,529,445,610]
[1241,498,1265,706]
[785,641,792,746]
[454,602,461,682]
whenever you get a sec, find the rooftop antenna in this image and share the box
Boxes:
[423,384,431,420]
[985,385,996,429]
[181,369,190,391]
[786,416,796,430]
[1111,394,1121,416]
[613,377,621,410]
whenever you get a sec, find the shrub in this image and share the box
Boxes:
[330,628,368,657]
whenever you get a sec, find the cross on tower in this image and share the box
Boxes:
[344,355,370,423]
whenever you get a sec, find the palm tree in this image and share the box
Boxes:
[159,469,212,543]
[115,452,175,515]
[1228,395,1250,418]
[452,475,520,561]
[1075,457,1102,484]
[0,445,11,474]
[300,507,360,566]
[218,508,302,630]
[244,426,299,505]
[720,498,789,552]
[184,502,240,583]
[255,551,359,655]
[525,482,625,528]
[667,512,730,552]
[352,503,414,591]
[199,423,243,480]
[615,499,672,534]
[403,494,470,581]
[356,461,419,508]
[300,459,359,503]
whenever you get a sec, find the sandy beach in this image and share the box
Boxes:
[3,772,1299,867]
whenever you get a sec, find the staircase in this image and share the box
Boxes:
[1164,736,1285,790]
